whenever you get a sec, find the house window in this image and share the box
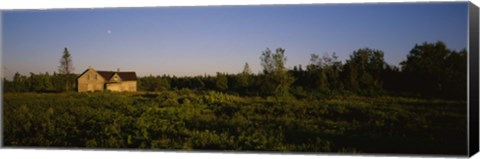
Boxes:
[95,75,97,80]
[87,75,90,80]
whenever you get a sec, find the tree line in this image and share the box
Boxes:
[3,41,467,100]
[3,72,76,93]
[137,41,466,100]
[3,48,76,92]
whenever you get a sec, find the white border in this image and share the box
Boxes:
[0,0,478,159]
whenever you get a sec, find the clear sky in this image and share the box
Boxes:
[1,2,468,79]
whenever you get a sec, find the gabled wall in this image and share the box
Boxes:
[77,68,106,92]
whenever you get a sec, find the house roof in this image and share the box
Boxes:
[76,67,137,81]
[97,71,137,81]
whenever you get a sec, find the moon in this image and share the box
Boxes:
[107,30,112,34]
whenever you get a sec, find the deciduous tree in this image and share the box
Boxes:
[259,48,294,97]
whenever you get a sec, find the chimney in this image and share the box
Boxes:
[117,68,120,72]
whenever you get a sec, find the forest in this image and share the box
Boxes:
[3,41,466,100]
[2,41,468,154]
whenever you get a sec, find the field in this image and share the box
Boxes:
[3,91,467,155]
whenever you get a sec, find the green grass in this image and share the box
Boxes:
[2,91,467,155]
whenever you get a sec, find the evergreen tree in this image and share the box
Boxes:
[237,62,252,88]
[58,48,75,91]
[215,72,228,92]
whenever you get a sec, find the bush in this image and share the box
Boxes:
[2,91,467,154]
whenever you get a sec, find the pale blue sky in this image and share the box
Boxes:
[2,2,468,79]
